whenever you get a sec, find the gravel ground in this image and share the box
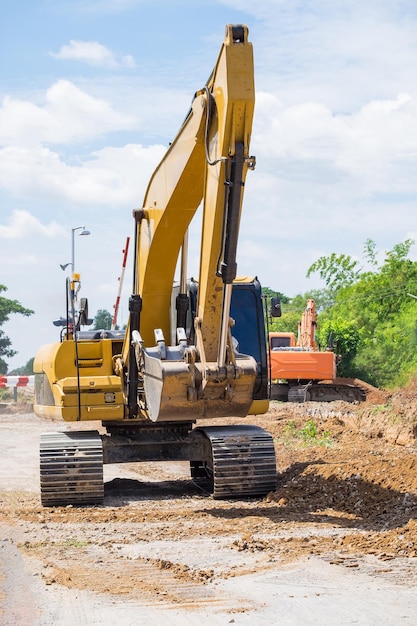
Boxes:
[1,384,417,625]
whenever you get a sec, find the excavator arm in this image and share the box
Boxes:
[297,299,317,350]
[122,25,258,421]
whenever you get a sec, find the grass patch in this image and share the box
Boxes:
[369,404,392,415]
[0,388,13,402]
[282,419,333,447]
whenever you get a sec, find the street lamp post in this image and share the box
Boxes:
[57,225,91,335]
[60,225,91,274]
[71,225,90,276]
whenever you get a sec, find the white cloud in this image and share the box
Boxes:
[50,40,136,68]
[226,0,417,112]
[121,54,136,68]
[0,143,165,205]
[253,91,417,193]
[0,210,66,239]
[0,80,136,146]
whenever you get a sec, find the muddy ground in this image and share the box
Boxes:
[1,379,417,625]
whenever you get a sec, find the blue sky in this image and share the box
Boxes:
[1,0,417,370]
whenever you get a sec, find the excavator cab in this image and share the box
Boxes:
[185,276,268,404]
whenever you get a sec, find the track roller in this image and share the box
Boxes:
[190,425,276,498]
[40,431,104,506]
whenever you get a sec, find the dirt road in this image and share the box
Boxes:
[1,383,417,625]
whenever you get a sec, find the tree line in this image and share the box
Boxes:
[267,239,417,389]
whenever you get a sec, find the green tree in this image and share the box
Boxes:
[267,290,334,338]
[315,317,361,377]
[262,287,290,306]
[93,309,113,330]
[307,252,361,291]
[9,357,35,376]
[311,239,417,387]
[269,306,302,336]
[363,237,379,268]
[0,285,34,374]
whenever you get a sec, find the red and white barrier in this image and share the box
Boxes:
[0,375,35,388]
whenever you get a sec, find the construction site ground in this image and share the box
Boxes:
[1,379,417,625]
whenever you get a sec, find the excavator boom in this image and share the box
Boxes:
[122,24,258,422]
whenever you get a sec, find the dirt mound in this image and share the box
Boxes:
[330,377,390,404]
[356,376,417,406]
[353,377,417,446]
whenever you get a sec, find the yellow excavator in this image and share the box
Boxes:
[33,25,277,506]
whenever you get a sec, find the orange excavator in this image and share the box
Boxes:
[269,299,365,402]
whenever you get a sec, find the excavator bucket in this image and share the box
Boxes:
[142,349,257,422]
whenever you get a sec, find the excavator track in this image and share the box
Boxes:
[287,383,366,403]
[40,431,104,506]
[190,425,276,498]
